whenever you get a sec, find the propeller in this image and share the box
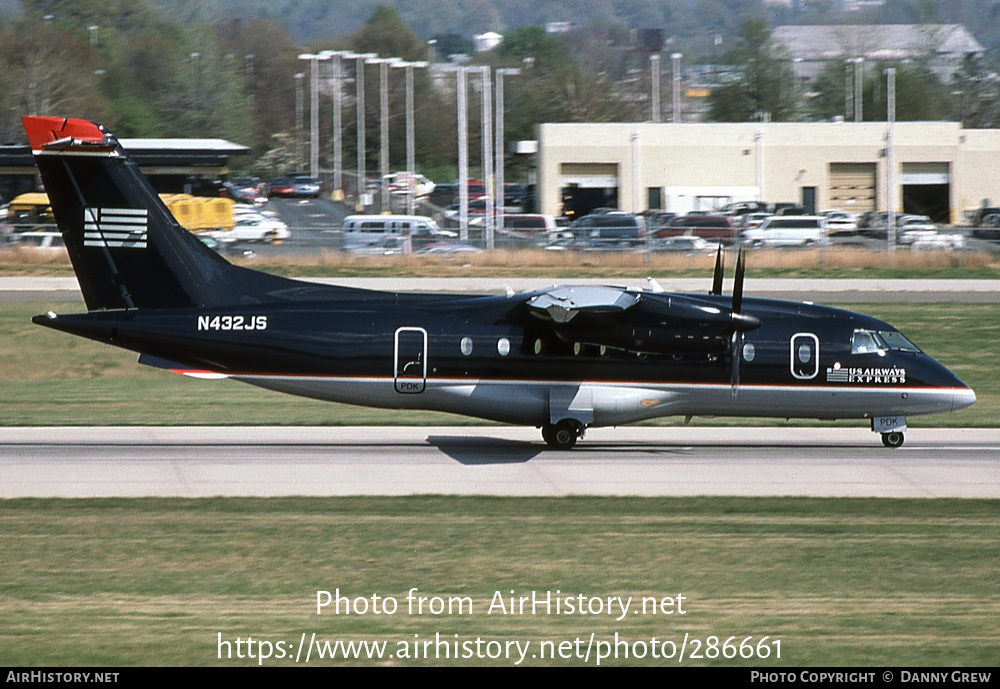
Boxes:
[711,244,724,296]
[727,248,760,396]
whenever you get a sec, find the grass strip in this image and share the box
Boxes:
[0,497,996,666]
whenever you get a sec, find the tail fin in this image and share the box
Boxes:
[23,116,281,311]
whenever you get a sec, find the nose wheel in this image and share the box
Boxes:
[542,420,584,450]
[881,432,905,448]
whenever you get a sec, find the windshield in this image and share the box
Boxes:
[851,329,921,354]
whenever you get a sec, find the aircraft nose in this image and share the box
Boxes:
[951,386,976,413]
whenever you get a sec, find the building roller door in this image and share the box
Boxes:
[828,163,876,212]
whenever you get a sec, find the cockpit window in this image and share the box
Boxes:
[878,331,920,352]
[851,330,882,354]
[851,329,921,354]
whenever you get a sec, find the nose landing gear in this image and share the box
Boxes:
[873,417,906,449]
[881,431,905,448]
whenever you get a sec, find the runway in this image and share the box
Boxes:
[3,426,998,498]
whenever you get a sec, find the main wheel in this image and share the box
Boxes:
[542,420,581,450]
[881,432,904,448]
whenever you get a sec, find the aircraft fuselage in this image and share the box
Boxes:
[37,289,974,429]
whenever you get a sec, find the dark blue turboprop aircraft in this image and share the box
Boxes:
[24,116,974,449]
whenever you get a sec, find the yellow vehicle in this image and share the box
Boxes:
[7,192,235,234]
[9,192,55,230]
[158,194,235,233]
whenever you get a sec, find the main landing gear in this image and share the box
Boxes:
[881,432,905,448]
[541,419,584,450]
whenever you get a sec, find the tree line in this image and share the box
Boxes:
[3,1,999,184]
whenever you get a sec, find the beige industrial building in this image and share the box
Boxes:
[536,122,1000,224]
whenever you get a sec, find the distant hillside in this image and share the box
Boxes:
[161,0,1000,54]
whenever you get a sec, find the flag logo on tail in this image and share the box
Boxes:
[83,207,148,249]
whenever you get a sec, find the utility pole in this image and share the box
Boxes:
[495,67,521,238]
[885,67,896,256]
[393,61,429,215]
[671,53,683,123]
[650,54,660,123]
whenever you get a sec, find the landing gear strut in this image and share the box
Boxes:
[542,419,584,450]
[881,432,905,448]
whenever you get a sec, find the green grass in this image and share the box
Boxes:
[2,301,997,427]
[0,497,996,666]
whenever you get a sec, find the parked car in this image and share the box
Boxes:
[415,242,482,255]
[717,201,769,216]
[203,212,290,244]
[971,212,1000,240]
[495,213,558,237]
[743,216,829,247]
[267,177,294,197]
[289,175,322,198]
[819,210,858,236]
[443,199,488,220]
[657,214,737,243]
[567,212,645,247]
[383,172,436,198]
[971,206,1000,227]
[896,215,937,243]
[740,212,773,230]
[224,177,267,205]
[640,210,678,234]
[652,235,715,253]
[269,175,321,198]
[342,214,455,253]
[910,233,966,251]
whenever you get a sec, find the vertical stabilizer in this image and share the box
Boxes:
[23,116,259,310]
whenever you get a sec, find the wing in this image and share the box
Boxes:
[523,285,758,355]
[525,285,640,324]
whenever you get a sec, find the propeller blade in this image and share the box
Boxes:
[732,248,745,315]
[711,244,725,295]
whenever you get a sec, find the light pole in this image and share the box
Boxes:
[391,60,429,215]
[853,57,864,122]
[495,67,520,238]
[885,67,896,256]
[298,53,332,180]
[478,66,494,249]
[650,54,661,123]
[458,67,469,240]
[320,50,353,199]
[366,57,398,212]
[671,53,683,123]
[438,65,472,240]
[294,71,305,171]
[350,53,376,209]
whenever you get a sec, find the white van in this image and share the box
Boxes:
[742,216,828,247]
[342,215,454,253]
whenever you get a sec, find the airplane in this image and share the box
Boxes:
[23,116,975,449]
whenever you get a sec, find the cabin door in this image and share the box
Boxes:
[790,332,820,380]
[394,327,427,393]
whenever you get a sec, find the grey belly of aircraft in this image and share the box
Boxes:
[234,375,970,426]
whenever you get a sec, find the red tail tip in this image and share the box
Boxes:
[22,116,105,151]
